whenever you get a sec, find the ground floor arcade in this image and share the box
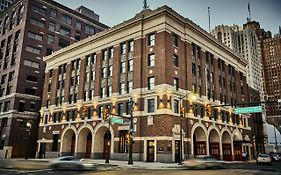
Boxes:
[37,121,253,163]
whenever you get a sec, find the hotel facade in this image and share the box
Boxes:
[37,6,253,162]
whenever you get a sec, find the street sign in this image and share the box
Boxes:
[111,117,124,124]
[234,106,262,114]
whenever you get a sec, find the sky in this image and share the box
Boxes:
[56,0,281,34]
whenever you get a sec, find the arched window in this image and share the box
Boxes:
[18,5,24,14]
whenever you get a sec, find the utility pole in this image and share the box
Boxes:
[128,97,134,165]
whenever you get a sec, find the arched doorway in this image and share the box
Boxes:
[77,128,92,158]
[209,129,220,159]
[61,129,76,156]
[93,126,112,159]
[222,131,232,160]
[233,131,243,161]
[193,127,206,156]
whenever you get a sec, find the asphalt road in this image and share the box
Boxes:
[0,168,280,175]
[0,160,281,175]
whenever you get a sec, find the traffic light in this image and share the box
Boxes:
[125,134,130,144]
[102,107,109,121]
[180,107,185,117]
[206,104,212,117]
[81,106,88,118]
[129,97,134,115]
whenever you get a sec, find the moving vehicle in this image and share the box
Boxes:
[182,155,225,169]
[49,156,96,171]
[256,154,272,165]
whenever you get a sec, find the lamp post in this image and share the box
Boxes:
[178,92,197,165]
[25,122,32,160]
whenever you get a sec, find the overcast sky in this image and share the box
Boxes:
[56,0,281,34]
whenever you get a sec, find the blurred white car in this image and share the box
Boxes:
[182,155,225,169]
[49,156,96,171]
[257,154,272,165]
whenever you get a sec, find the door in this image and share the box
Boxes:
[103,131,111,159]
[209,142,220,160]
[70,135,75,155]
[175,140,180,163]
[222,143,232,161]
[147,140,155,162]
[234,142,242,161]
[85,133,92,158]
[38,143,46,158]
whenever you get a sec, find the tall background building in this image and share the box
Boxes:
[0,0,108,158]
[0,0,15,11]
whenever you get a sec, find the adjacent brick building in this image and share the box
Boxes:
[37,6,253,163]
[0,0,108,158]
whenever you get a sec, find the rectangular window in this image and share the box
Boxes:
[109,47,114,59]
[8,71,14,82]
[102,68,106,78]
[173,33,178,47]
[120,61,126,73]
[49,21,55,31]
[121,43,126,55]
[24,59,40,69]
[58,38,70,48]
[27,31,43,41]
[148,33,155,46]
[174,99,179,113]
[174,78,179,90]
[18,101,25,112]
[26,75,38,82]
[25,45,41,54]
[50,9,57,18]
[126,101,132,115]
[6,85,12,95]
[108,66,113,77]
[30,18,44,28]
[85,24,95,34]
[31,5,46,15]
[173,54,178,67]
[0,75,5,85]
[148,77,155,90]
[128,40,134,52]
[3,101,10,112]
[102,50,107,61]
[118,103,124,115]
[1,118,8,127]
[76,20,82,30]
[47,34,54,44]
[147,99,155,113]
[128,81,133,93]
[60,26,71,36]
[61,13,72,25]
[107,86,112,97]
[128,59,133,72]
[120,83,126,94]
[148,54,155,67]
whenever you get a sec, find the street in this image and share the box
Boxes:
[0,160,281,175]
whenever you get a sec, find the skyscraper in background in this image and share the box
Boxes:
[0,0,15,11]
[0,0,108,158]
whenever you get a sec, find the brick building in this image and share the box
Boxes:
[262,34,281,133]
[0,0,108,158]
[37,6,253,162]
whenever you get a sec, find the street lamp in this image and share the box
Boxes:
[25,121,32,160]
[178,92,197,165]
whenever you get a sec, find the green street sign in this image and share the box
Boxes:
[111,117,124,124]
[234,106,262,114]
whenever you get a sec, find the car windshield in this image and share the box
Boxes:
[259,154,269,158]
[59,156,79,161]
[196,156,217,161]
